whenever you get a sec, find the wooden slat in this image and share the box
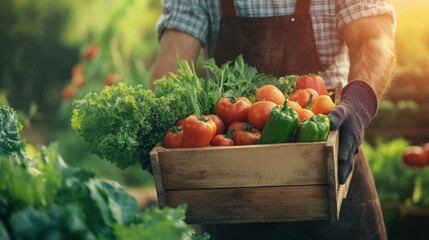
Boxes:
[326,130,339,222]
[336,167,353,217]
[149,143,167,208]
[166,185,330,224]
[156,142,328,190]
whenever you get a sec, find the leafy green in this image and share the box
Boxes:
[115,205,210,240]
[71,56,298,170]
[203,55,296,109]
[71,83,155,169]
[1,105,209,240]
[0,220,10,240]
[10,204,95,240]
[154,59,210,116]
[364,138,421,205]
[71,81,197,170]
[0,106,28,165]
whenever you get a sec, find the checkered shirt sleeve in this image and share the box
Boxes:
[156,0,209,45]
[337,0,396,32]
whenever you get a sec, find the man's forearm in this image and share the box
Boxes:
[150,29,201,90]
[342,15,396,99]
[348,35,395,98]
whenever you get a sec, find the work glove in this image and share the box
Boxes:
[139,147,153,174]
[328,80,378,184]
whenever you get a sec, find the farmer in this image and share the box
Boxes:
[150,0,396,239]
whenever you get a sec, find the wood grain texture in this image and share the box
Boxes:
[156,142,328,190]
[149,143,167,208]
[166,185,330,224]
[326,130,339,222]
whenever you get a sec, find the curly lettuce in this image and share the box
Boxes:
[71,82,194,170]
[0,106,30,165]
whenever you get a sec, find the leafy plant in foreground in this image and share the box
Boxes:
[0,105,209,240]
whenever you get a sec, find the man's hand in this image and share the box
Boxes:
[328,80,378,184]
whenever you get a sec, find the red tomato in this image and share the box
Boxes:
[162,126,183,148]
[72,74,85,88]
[182,114,217,148]
[228,121,246,133]
[422,143,429,166]
[247,101,277,131]
[84,44,99,61]
[234,124,261,145]
[290,88,319,108]
[402,146,426,168]
[210,134,235,146]
[216,97,252,128]
[255,84,286,105]
[71,64,84,77]
[62,85,76,100]
[175,117,187,127]
[104,73,119,86]
[206,114,225,135]
[296,75,329,96]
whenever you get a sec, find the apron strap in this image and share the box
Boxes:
[295,0,312,14]
[220,0,237,17]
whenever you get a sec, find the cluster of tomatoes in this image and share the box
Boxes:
[62,44,119,100]
[402,143,429,168]
[162,75,335,148]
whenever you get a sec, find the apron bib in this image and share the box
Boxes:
[204,0,387,239]
[214,0,323,76]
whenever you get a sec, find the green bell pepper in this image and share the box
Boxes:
[258,100,299,144]
[295,114,330,142]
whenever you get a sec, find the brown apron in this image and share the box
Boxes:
[203,0,387,239]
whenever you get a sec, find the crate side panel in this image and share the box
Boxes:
[159,143,328,190]
[166,185,330,224]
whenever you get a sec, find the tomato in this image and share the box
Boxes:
[296,108,314,122]
[290,88,319,108]
[247,101,277,130]
[421,143,429,166]
[62,85,76,100]
[182,114,217,148]
[211,128,235,146]
[255,84,285,105]
[175,117,187,127]
[402,146,426,167]
[71,64,84,77]
[296,75,329,96]
[288,100,302,113]
[206,114,225,135]
[84,44,99,61]
[311,95,335,115]
[162,126,183,148]
[228,121,246,133]
[104,73,119,86]
[216,97,252,128]
[211,134,235,146]
[234,124,261,145]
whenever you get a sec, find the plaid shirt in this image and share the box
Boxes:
[156,0,395,86]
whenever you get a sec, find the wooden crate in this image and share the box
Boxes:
[149,129,353,224]
[149,84,350,224]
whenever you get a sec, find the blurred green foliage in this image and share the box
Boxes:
[0,0,76,120]
[0,0,161,186]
